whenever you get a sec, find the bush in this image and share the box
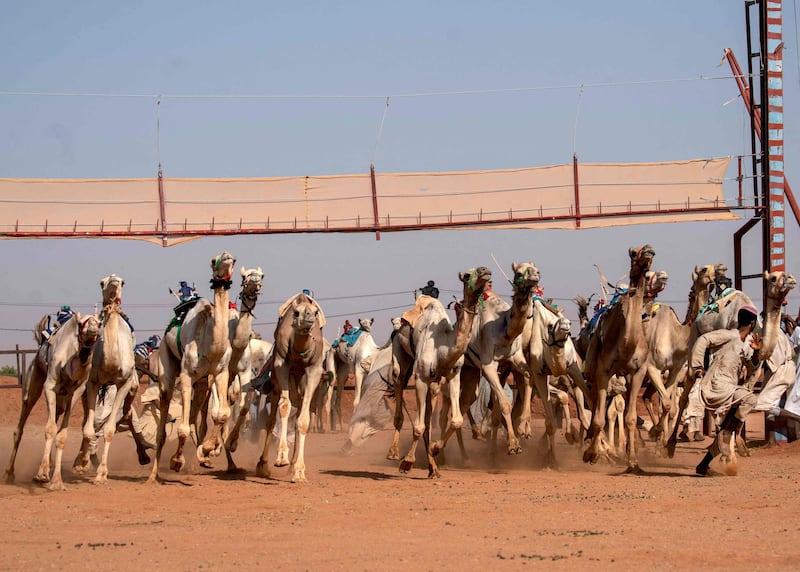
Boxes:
[0,365,18,376]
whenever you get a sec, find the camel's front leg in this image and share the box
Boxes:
[387,357,405,461]
[399,377,428,474]
[583,370,612,465]
[34,382,60,484]
[271,362,292,468]
[624,366,648,473]
[666,371,696,458]
[482,363,521,454]
[75,383,97,475]
[291,366,323,483]
[255,390,278,478]
[170,371,194,473]
[48,396,75,492]
[94,375,135,484]
[567,362,592,432]
[4,365,45,484]
[533,373,558,467]
[201,367,231,461]
[423,386,441,478]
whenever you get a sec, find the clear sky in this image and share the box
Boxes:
[2,1,799,367]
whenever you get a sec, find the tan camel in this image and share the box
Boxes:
[310,338,337,433]
[640,267,717,450]
[386,266,491,478]
[3,313,102,490]
[72,275,146,483]
[255,292,326,482]
[147,251,236,484]
[666,269,797,459]
[434,262,538,466]
[583,244,655,472]
[333,318,383,415]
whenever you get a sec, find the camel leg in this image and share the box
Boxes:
[483,363,521,455]
[225,388,257,472]
[256,390,279,478]
[47,395,75,492]
[146,350,178,484]
[170,371,194,473]
[271,360,293,468]
[513,370,533,440]
[200,369,230,463]
[92,379,130,484]
[583,368,612,465]
[352,367,364,413]
[399,377,428,474]
[290,366,323,483]
[125,405,152,466]
[34,382,61,484]
[386,356,407,461]
[76,382,99,475]
[3,364,44,484]
[533,373,558,468]
[666,372,695,458]
[423,385,441,478]
[624,366,648,473]
[567,363,592,432]
[555,387,580,445]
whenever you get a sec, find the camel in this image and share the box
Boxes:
[640,267,717,449]
[310,338,337,433]
[3,312,102,490]
[666,269,797,460]
[147,251,236,484]
[514,297,586,466]
[226,267,264,419]
[433,262,538,466]
[333,318,383,415]
[386,266,491,478]
[72,275,147,483]
[255,292,327,483]
[583,244,655,472]
[572,294,595,360]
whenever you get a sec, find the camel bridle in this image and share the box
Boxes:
[239,273,263,315]
[210,254,235,290]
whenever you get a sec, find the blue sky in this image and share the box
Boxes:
[1,1,799,364]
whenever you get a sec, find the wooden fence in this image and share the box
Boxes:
[0,346,36,388]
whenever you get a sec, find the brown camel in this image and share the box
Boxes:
[3,313,102,490]
[386,266,491,478]
[256,292,326,483]
[583,244,655,472]
[147,252,236,484]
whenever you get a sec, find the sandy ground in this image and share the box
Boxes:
[1,376,799,571]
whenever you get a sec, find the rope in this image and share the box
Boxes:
[371,96,390,165]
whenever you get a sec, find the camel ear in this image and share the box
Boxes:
[257,267,263,275]
[511,262,520,274]
[628,247,638,259]
[764,270,770,280]
[100,277,108,289]
[210,257,218,269]
[241,266,247,277]
[458,271,467,282]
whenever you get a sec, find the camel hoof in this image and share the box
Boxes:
[3,471,15,484]
[427,469,441,479]
[255,461,270,479]
[137,450,152,466]
[46,482,67,492]
[625,464,644,475]
[582,449,597,464]
[665,439,677,458]
[291,473,307,484]
[507,445,522,456]
[226,465,246,475]
[430,442,442,457]
[170,454,185,472]
[72,461,90,475]
[145,476,160,485]
[386,451,400,461]
[33,473,50,484]
[398,460,414,474]
[93,475,108,485]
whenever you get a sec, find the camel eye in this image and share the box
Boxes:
[293,310,300,318]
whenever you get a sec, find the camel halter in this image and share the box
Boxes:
[239,273,262,315]
[77,317,97,347]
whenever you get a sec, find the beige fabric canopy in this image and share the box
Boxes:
[0,157,736,246]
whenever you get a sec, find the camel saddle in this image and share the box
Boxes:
[696,287,736,320]
[401,295,437,328]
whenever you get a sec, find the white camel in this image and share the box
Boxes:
[3,312,102,490]
[333,317,383,417]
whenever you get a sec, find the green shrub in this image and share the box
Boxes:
[0,365,18,376]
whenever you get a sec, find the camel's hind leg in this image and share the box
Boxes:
[3,363,45,484]
[75,382,98,475]
[256,390,279,478]
[532,373,558,468]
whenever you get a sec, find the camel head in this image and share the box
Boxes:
[627,244,655,285]
[390,317,402,331]
[77,313,102,348]
[239,266,264,298]
[292,294,320,335]
[643,270,669,301]
[511,261,540,294]
[764,270,797,306]
[358,318,374,332]
[210,251,236,289]
[100,274,124,306]
[458,266,492,304]
[691,265,717,292]
[547,312,572,348]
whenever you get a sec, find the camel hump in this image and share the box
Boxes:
[401,295,437,328]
